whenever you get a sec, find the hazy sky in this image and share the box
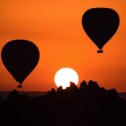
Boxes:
[0,0,126,92]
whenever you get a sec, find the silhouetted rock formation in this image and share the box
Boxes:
[0,80,126,126]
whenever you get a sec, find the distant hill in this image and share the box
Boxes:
[119,92,126,100]
[0,91,46,100]
[0,91,126,100]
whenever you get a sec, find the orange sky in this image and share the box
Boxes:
[0,0,126,92]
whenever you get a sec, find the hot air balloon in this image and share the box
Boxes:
[82,8,120,53]
[1,39,40,88]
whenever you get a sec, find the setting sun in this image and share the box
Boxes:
[54,67,79,89]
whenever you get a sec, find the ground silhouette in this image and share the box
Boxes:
[0,80,126,126]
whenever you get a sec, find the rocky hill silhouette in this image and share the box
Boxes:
[0,80,126,126]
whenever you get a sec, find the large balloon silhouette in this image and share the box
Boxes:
[1,39,40,88]
[82,8,120,53]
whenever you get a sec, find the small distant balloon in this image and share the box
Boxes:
[82,8,120,53]
[1,39,40,88]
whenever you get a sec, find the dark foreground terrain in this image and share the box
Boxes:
[0,80,126,126]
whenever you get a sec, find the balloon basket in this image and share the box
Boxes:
[17,84,22,88]
[97,49,103,53]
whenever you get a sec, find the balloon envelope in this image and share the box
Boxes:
[82,8,120,53]
[1,39,40,88]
